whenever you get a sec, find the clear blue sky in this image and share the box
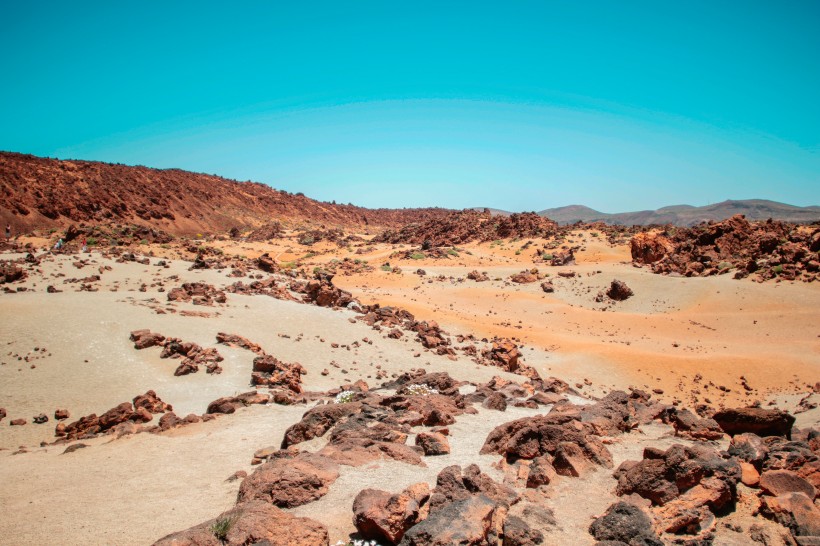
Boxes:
[1,1,818,211]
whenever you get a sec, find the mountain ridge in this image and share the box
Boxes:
[539,199,820,226]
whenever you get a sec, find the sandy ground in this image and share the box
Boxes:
[1,231,818,545]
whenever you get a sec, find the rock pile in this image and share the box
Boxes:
[375,210,557,246]
[631,215,820,282]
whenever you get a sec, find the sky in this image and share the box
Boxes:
[1,1,818,212]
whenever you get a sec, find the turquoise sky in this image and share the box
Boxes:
[1,1,818,211]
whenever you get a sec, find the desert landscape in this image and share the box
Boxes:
[0,154,819,546]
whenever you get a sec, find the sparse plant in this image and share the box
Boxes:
[541,253,553,260]
[87,237,97,246]
[718,261,733,271]
[405,383,439,396]
[209,514,237,542]
[335,540,381,546]
[140,238,148,245]
[335,390,355,403]
[447,248,459,256]
[772,265,784,274]
[380,264,392,271]
[409,252,425,260]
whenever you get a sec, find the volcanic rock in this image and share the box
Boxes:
[152,500,328,546]
[237,452,339,508]
[712,407,796,438]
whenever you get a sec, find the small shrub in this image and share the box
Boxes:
[541,253,553,260]
[139,239,148,245]
[380,264,392,271]
[87,237,97,246]
[209,515,237,542]
[447,248,459,256]
[405,383,439,396]
[773,265,784,274]
[335,391,355,404]
[718,261,733,271]
[409,252,425,260]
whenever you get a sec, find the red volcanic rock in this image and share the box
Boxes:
[375,210,557,246]
[759,492,820,538]
[759,470,817,499]
[482,392,507,412]
[540,281,554,293]
[237,452,340,508]
[399,495,497,546]
[216,332,265,354]
[589,502,660,545]
[0,261,26,284]
[130,330,166,350]
[0,407,6,421]
[256,252,278,273]
[415,432,451,456]
[429,464,519,510]
[206,391,270,415]
[166,282,226,306]
[605,279,634,301]
[526,455,558,488]
[353,485,429,544]
[0,151,453,235]
[281,402,362,447]
[510,271,538,284]
[303,275,353,308]
[152,500,328,546]
[132,390,172,414]
[483,339,522,373]
[251,355,304,393]
[467,270,489,282]
[10,418,26,426]
[630,231,674,264]
[712,407,795,438]
[631,216,820,282]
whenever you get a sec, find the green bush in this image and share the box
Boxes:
[409,252,425,260]
[209,515,237,542]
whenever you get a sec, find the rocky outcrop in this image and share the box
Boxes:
[374,210,557,246]
[251,355,305,393]
[215,332,265,354]
[631,215,820,282]
[56,390,171,441]
[166,282,226,306]
[152,500,328,546]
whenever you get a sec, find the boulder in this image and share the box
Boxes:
[760,470,817,499]
[237,453,339,508]
[630,232,673,264]
[152,500,328,545]
[589,502,662,546]
[398,495,497,546]
[353,486,428,544]
[281,402,361,447]
[759,492,820,538]
[133,390,173,414]
[606,280,633,301]
[712,407,795,438]
[415,432,450,456]
[502,515,544,546]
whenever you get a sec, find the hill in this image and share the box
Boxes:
[0,152,452,235]
[540,199,820,226]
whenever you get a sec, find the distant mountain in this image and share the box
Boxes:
[539,199,820,226]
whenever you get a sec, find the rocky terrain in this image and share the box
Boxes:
[0,217,817,546]
[0,152,452,235]
[631,214,820,283]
